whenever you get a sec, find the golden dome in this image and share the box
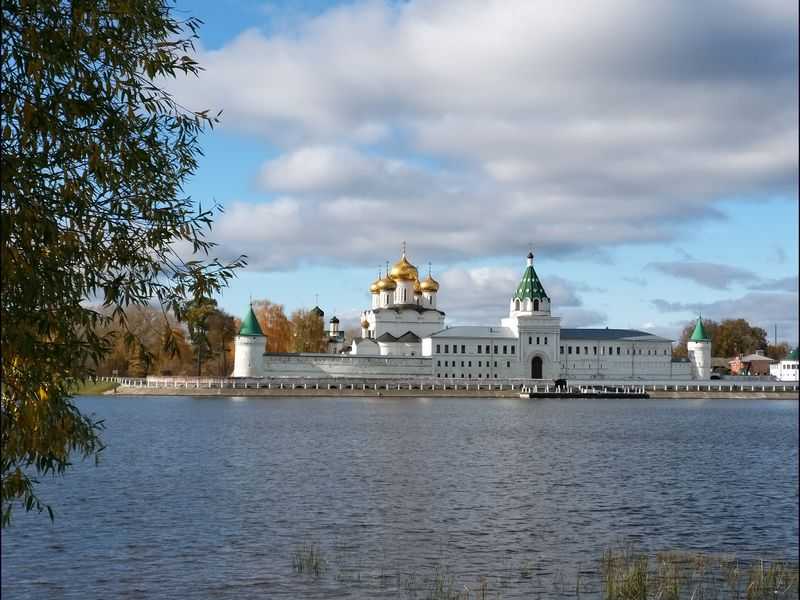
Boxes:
[360,318,369,328]
[377,276,396,291]
[369,278,381,294]
[420,274,439,292]
[413,279,422,295]
[389,254,419,281]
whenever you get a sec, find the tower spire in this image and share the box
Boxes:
[401,240,407,256]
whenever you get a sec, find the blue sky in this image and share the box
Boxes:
[170,0,799,344]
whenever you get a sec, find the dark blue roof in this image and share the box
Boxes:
[560,328,672,342]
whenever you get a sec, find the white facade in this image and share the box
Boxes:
[232,335,266,377]
[770,352,799,382]
[232,249,711,381]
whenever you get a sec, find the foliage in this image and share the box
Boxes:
[253,299,292,353]
[290,308,326,353]
[1,0,244,526]
[765,342,791,361]
[673,318,769,358]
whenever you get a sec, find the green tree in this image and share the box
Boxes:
[184,297,217,377]
[1,0,244,526]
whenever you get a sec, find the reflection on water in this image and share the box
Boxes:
[2,396,798,599]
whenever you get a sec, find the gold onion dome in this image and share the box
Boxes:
[414,279,422,295]
[377,275,397,291]
[420,273,440,292]
[369,278,381,293]
[360,318,370,328]
[389,254,419,281]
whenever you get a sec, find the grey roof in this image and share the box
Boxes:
[734,353,775,363]
[376,332,397,342]
[396,331,421,342]
[559,328,673,342]
[352,337,377,345]
[430,326,516,339]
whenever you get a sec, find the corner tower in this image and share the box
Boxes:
[232,305,266,377]
[687,316,711,380]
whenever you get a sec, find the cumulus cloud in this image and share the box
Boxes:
[171,0,796,268]
[647,261,760,290]
[435,266,588,325]
[748,275,799,292]
[651,292,799,343]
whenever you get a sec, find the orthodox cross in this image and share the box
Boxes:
[401,240,407,256]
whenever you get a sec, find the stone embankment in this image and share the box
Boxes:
[100,376,799,399]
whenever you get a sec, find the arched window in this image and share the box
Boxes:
[533,299,539,311]
[515,299,520,311]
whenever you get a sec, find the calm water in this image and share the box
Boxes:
[2,395,798,599]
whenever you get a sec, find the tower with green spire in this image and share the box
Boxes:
[500,251,561,380]
[232,304,267,377]
[687,315,712,380]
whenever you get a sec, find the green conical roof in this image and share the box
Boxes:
[514,254,548,301]
[238,305,264,337]
[787,347,799,361]
[690,316,709,341]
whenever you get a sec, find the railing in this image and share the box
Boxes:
[94,376,799,394]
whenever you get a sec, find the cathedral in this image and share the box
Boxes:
[232,248,711,381]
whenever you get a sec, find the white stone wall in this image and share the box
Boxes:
[430,337,521,380]
[232,335,266,377]
[688,340,711,380]
[557,339,677,379]
[262,353,432,378]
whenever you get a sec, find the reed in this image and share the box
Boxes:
[291,543,327,577]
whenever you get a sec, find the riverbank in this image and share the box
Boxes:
[111,385,798,399]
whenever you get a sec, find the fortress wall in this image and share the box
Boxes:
[263,353,432,378]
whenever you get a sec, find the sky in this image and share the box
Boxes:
[168,0,798,345]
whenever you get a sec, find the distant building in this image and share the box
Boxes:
[770,348,799,382]
[729,351,774,376]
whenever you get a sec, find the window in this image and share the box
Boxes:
[560,346,564,354]
[616,347,621,355]
[626,348,630,355]
[461,361,464,367]
[503,345,507,354]
[452,345,457,354]
[515,299,520,310]
[568,346,573,354]
[544,336,548,345]
[528,336,532,344]
[444,373,448,378]
[506,361,510,368]
[511,346,515,354]
[461,344,466,353]
[437,360,441,366]
[444,360,448,367]
[494,345,498,354]
[639,349,642,355]
[485,345,490,353]
[444,344,449,353]
[477,345,482,354]
[533,299,539,311]
[609,346,613,355]
[664,349,667,356]
[468,361,472,367]
[584,346,589,355]
[576,347,580,355]
[478,373,482,378]
[478,361,482,367]
[536,336,540,345]
[494,374,498,378]
[494,361,497,367]
[436,344,440,353]
[468,373,472,378]
[647,349,651,356]
[593,346,597,355]
[461,374,464,378]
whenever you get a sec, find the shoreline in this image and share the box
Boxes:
[106,386,799,400]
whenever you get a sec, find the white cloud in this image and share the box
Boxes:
[170,0,797,267]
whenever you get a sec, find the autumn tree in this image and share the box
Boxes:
[1,0,244,525]
[253,299,292,353]
[765,342,791,361]
[290,309,326,353]
[674,318,769,358]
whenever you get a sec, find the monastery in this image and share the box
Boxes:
[232,249,711,381]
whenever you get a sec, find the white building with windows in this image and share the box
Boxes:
[770,348,799,382]
[232,248,706,380]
